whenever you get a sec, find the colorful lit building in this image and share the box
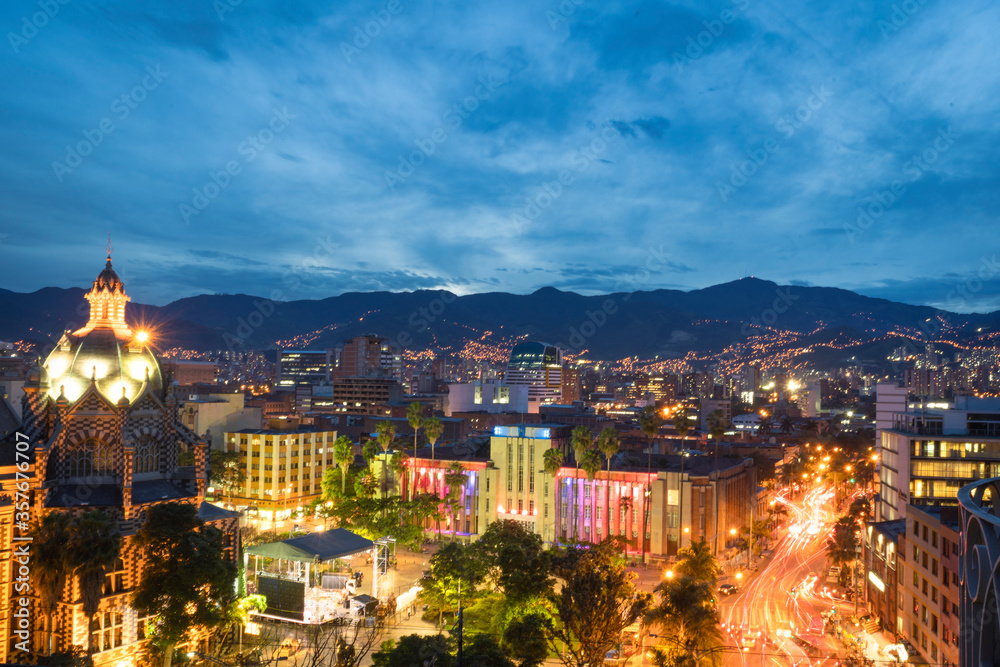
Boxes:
[395,423,757,560]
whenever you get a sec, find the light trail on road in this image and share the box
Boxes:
[720,485,845,667]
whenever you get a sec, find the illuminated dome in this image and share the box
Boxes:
[41,253,162,404]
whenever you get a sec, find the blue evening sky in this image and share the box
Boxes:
[1,0,998,311]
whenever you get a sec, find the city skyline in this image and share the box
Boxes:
[1,0,999,310]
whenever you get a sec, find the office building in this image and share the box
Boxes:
[877,392,1000,520]
[223,427,341,520]
[503,341,563,412]
[334,336,401,381]
[277,349,331,387]
[897,505,960,667]
[446,380,529,415]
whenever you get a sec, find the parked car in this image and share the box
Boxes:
[718,583,739,595]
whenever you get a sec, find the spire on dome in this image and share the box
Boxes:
[71,242,133,339]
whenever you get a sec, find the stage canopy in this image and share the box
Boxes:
[246,528,374,563]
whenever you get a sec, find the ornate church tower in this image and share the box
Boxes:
[1,249,238,666]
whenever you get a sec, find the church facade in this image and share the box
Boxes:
[0,253,239,666]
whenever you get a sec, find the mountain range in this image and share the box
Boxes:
[2,278,999,368]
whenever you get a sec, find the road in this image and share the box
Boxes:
[718,485,854,667]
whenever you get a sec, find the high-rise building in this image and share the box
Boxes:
[277,349,331,387]
[334,336,401,380]
[877,391,1000,520]
[503,342,563,412]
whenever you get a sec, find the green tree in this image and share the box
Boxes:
[597,427,620,542]
[639,406,664,558]
[372,634,454,667]
[407,402,426,501]
[827,515,861,574]
[473,520,553,604]
[334,435,355,496]
[502,613,549,667]
[546,545,651,667]
[209,449,245,506]
[132,502,237,667]
[29,511,73,649]
[464,634,515,667]
[66,509,122,655]
[707,408,728,474]
[646,576,724,667]
[417,542,484,627]
[389,451,408,496]
[425,416,444,461]
[543,447,565,543]
[675,539,719,588]
[375,421,396,497]
[444,461,467,540]
[579,448,602,544]
[362,439,380,467]
[570,426,593,543]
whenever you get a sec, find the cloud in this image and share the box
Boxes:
[0,0,996,312]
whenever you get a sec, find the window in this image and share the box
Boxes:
[90,611,124,654]
[68,438,113,478]
[133,437,160,474]
[932,559,938,576]
[931,614,938,634]
[932,531,937,548]
[913,571,919,587]
[922,578,928,595]
[932,587,937,602]
[103,558,126,595]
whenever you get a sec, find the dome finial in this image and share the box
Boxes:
[91,365,97,382]
[106,232,113,262]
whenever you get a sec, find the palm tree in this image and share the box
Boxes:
[333,435,354,496]
[375,421,395,497]
[65,509,122,655]
[543,447,565,544]
[639,407,663,559]
[424,416,444,462]
[780,415,794,435]
[598,427,621,541]
[646,576,725,667]
[672,407,688,555]
[758,414,773,435]
[389,451,408,495]
[570,425,593,542]
[30,511,73,648]
[407,402,426,501]
[675,539,720,588]
[579,448,602,543]
[443,462,467,541]
[707,409,728,474]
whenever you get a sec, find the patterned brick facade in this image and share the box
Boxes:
[0,255,240,666]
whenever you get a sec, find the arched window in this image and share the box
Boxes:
[133,437,160,474]
[68,438,113,478]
